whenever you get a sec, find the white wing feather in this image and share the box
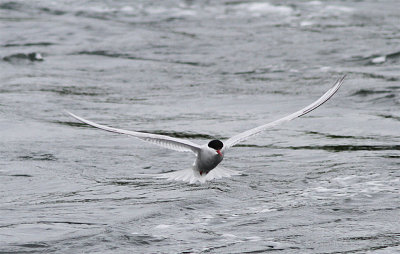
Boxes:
[67,112,201,154]
[224,75,346,149]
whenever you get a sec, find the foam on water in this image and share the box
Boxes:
[304,174,400,200]
[234,2,293,16]
[324,5,354,14]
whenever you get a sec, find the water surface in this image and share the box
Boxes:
[1,0,399,253]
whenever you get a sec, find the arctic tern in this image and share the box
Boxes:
[67,75,346,183]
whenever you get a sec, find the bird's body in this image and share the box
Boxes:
[195,143,224,175]
[67,76,346,183]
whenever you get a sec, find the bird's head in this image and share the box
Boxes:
[208,139,224,156]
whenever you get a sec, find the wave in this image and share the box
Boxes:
[2,42,54,47]
[3,52,43,63]
[351,50,400,65]
[17,153,57,161]
[377,114,400,121]
[40,86,104,96]
[288,144,400,152]
[343,70,399,82]
[230,2,293,16]
[351,89,391,96]
[75,50,211,67]
[305,131,373,140]
[237,144,400,152]
[0,1,21,10]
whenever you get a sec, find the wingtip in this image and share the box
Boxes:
[63,110,73,116]
[64,110,81,121]
[339,74,347,83]
[332,74,347,90]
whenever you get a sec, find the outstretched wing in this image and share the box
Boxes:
[224,75,346,149]
[67,112,201,154]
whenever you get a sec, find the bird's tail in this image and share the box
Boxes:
[156,166,240,184]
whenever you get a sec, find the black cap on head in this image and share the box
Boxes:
[208,139,223,150]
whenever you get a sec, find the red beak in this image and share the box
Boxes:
[217,150,222,156]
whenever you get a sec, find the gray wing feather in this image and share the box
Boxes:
[224,75,346,149]
[67,112,201,154]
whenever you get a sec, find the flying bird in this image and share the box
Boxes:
[67,75,346,184]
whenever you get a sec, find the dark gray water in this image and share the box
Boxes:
[1,0,400,253]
